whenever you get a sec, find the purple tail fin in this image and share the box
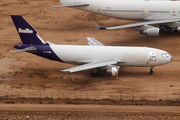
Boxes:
[11,15,44,45]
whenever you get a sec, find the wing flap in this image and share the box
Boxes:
[61,60,117,73]
[87,37,104,46]
[52,3,89,7]
[95,18,180,30]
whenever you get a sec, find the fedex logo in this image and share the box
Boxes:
[18,28,33,33]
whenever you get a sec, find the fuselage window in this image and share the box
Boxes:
[102,10,141,12]
[149,11,170,13]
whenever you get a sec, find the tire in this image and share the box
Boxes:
[95,72,100,77]
[170,29,174,33]
[90,73,95,77]
[149,70,153,74]
[165,29,169,33]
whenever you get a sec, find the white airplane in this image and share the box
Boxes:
[53,0,180,36]
[10,15,171,77]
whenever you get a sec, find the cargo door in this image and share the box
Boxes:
[149,52,156,61]
[97,7,102,13]
[172,8,177,16]
[141,8,145,15]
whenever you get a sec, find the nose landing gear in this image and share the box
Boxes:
[149,67,154,74]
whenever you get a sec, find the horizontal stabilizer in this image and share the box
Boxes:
[9,46,36,52]
[94,25,107,30]
[87,37,104,46]
[52,3,89,7]
[61,60,117,73]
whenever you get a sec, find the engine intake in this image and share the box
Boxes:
[176,26,180,32]
[139,27,160,36]
[107,67,119,76]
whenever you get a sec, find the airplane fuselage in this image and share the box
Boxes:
[30,44,171,67]
[10,15,172,76]
[64,0,180,21]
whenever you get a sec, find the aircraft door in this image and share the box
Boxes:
[141,8,145,15]
[172,8,177,16]
[149,52,156,61]
[97,7,102,13]
[147,52,156,64]
[147,55,149,64]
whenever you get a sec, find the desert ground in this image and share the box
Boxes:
[1,105,180,120]
[0,0,180,119]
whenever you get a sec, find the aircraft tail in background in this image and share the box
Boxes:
[11,15,45,45]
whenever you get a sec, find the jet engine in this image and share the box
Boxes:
[139,27,160,36]
[107,67,119,76]
[176,26,180,32]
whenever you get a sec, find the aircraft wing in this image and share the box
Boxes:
[9,46,37,52]
[52,3,89,7]
[87,37,104,46]
[95,18,180,30]
[61,60,118,73]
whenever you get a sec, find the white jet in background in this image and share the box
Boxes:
[10,15,172,77]
[54,0,180,36]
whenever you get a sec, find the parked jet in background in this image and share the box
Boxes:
[10,15,171,77]
[54,0,180,36]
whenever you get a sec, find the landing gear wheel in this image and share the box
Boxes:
[170,28,174,33]
[158,25,162,29]
[95,72,100,77]
[165,29,169,33]
[162,26,166,30]
[90,72,100,77]
[90,72,95,77]
[149,67,154,74]
[149,69,153,74]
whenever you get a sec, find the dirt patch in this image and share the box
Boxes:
[0,0,180,109]
[73,12,109,21]
[0,104,180,120]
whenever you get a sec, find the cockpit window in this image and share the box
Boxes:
[162,53,170,58]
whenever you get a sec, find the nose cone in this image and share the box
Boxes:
[169,55,172,63]
[160,52,172,65]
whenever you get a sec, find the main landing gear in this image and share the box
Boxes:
[158,25,175,33]
[90,69,100,77]
[149,67,154,74]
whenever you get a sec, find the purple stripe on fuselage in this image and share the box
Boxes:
[30,44,64,62]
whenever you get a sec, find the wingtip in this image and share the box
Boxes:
[94,25,107,30]
[51,5,60,8]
